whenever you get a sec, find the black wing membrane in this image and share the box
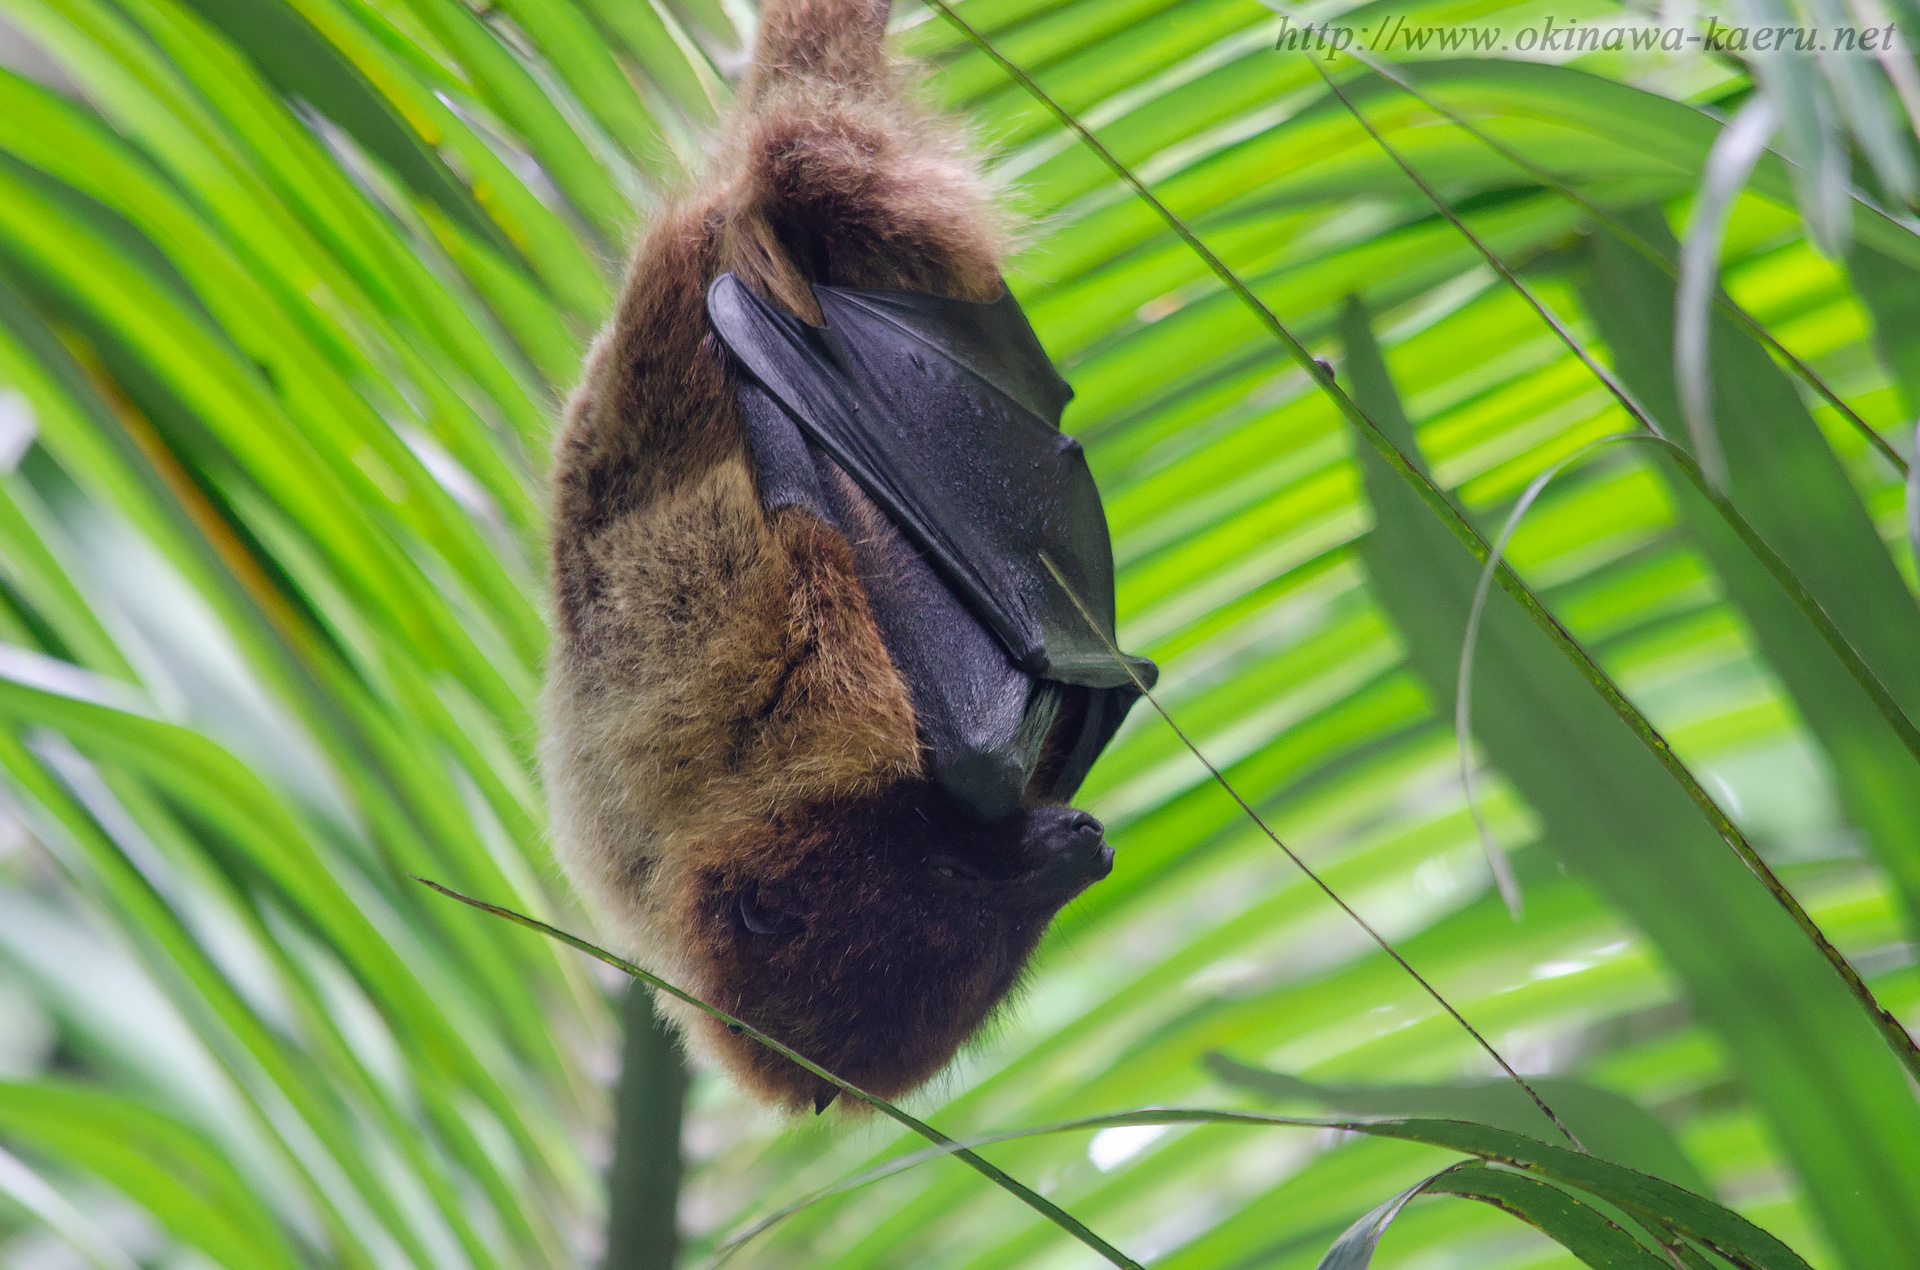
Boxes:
[709,273,1155,822]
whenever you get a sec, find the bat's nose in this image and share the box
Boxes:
[1026,808,1111,897]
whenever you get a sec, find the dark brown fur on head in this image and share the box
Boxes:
[677,793,1110,1111]
[542,0,1098,1113]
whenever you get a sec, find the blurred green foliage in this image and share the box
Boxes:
[0,0,1915,1266]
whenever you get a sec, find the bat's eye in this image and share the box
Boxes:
[738,892,803,937]
[927,857,985,884]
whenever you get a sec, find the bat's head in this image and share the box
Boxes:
[672,787,1111,1111]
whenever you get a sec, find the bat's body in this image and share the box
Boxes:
[544,0,1147,1110]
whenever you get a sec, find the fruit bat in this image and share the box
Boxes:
[543,0,1154,1112]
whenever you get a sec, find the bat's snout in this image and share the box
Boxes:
[1024,808,1112,897]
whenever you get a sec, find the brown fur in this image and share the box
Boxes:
[543,0,1103,1111]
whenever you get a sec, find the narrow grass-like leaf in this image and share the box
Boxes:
[485,0,668,167]
[1734,0,1852,253]
[0,1143,138,1270]
[0,735,404,1265]
[1676,96,1777,492]
[1450,433,1642,922]
[1804,0,1918,204]
[1316,1161,1673,1270]
[384,0,631,241]
[1205,1055,1705,1190]
[573,0,717,121]
[23,0,556,450]
[1419,1164,1676,1270]
[0,1080,306,1270]
[0,655,578,1199]
[173,0,511,253]
[1315,1167,1440,1270]
[1852,242,1920,413]
[274,0,613,319]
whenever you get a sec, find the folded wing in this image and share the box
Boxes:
[709,274,1156,821]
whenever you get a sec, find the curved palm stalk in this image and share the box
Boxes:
[603,986,689,1270]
